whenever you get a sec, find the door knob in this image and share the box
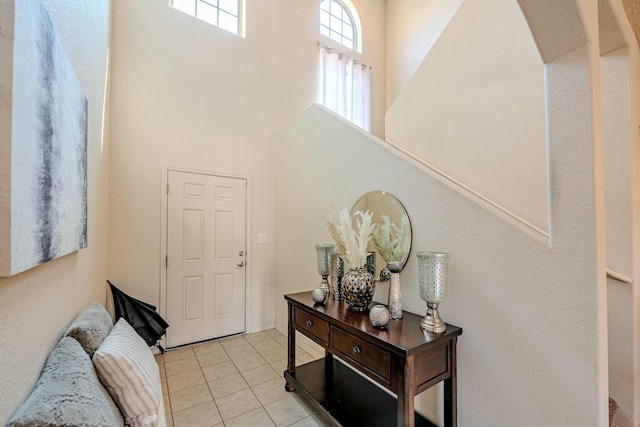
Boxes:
[235,261,245,267]
[239,251,245,256]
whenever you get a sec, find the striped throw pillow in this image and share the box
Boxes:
[93,318,161,427]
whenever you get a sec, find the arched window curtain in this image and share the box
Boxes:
[318,44,371,131]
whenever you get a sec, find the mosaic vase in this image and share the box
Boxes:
[343,268,375,311]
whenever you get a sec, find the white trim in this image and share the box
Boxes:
[606,268,632,284]
[384,136,550,244]
[159,165,251,348]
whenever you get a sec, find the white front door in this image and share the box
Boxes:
[166,170,246,348]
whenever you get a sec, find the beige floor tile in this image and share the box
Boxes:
[161,375,168,393]
[240,364,280,387]
[269,359,288,375]
[163,392,172,414]
[166,415,174,427]
[167,368,206,394]
[250,338,282,353]
[289,414,328,427]
[207,373,249,399]
[164,347,196,363]
[169,383,213,413]
[172,401,222,427]
[250,377,291,406]
[214,388,262,421]
[244,331,271,343]
[264,395,314,427]
[295,352,316,366]
[219,335,248,349]
[201,360,238,382]
[166,357,201,377]
[224,407,276,427]
[265,328,285,338]
[225,343,257,359]
[258,346,287,363]
[196,350,230,367]
[274,335,288,347]
[192,341,223,356]
[233,353,267,372]
[157,356,166,378]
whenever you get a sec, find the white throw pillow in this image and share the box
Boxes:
[94,318,161,427]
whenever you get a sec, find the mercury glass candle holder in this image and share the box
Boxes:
[417,251,451,333]
[315,244,334,294]
[330,252,344,300]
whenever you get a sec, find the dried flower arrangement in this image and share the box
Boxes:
[371,212,411,263]
[326,208,376,269]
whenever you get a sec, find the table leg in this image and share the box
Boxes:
[444,339,458,426]
[285,302,296,392]
[397,355,416,427]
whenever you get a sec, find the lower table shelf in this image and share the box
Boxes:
[284,358,438,427]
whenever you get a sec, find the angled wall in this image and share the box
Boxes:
[386,0,548,234]
[274,99,603,424]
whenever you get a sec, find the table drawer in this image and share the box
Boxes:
[294,308,329,344]
[332,327,390,383]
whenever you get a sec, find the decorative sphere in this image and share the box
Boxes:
[369,304,391,328]
[312,287,328,304]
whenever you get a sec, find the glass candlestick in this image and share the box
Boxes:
[315,244,334,294]
[417,252,451,333]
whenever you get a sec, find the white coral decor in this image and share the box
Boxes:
[326,208,376,269]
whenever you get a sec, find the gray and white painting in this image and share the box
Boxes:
[2,0,87,275]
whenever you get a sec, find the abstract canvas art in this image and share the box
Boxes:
[0,0,88,276]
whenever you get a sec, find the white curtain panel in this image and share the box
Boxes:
[318,46,370,131]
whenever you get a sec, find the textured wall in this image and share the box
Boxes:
[384,0,463,109]
[386,0,548,233]
[275,98,604,424]
[108,0,385,336]
[0,0,111,423]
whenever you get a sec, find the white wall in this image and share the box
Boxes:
[602,46,634,424]
[384,0,463,109]
[0,0,112,423]
[386,0,548,234]
[274,102,604,425]
[274,0,611,423]
[108,0,385,335]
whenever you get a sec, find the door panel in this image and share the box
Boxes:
[166,170,246,347]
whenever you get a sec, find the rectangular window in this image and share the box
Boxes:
[171,0,242,36]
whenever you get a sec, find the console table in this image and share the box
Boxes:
[284,291,462,427]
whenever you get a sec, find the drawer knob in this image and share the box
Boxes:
[305,320,313,327]
[352,346,361,355]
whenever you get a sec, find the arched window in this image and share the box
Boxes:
[320,0,356,51]
[317,1,370,131]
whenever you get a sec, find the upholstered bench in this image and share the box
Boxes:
[7,303,166,427]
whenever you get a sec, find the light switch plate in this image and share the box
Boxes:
[258,233,268,244]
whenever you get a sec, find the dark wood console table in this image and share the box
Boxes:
[284,291,462,427]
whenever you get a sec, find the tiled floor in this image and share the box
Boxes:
[155,328,329,427]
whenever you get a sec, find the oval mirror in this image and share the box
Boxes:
[351,191,412,280]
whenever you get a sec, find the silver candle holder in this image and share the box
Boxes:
[417,251,451,333]
[330,252,344,300]
[315,244,334,294]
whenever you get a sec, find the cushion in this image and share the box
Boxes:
[7,336,123,427]
[65,302,113,357]
[93,318,161,427]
